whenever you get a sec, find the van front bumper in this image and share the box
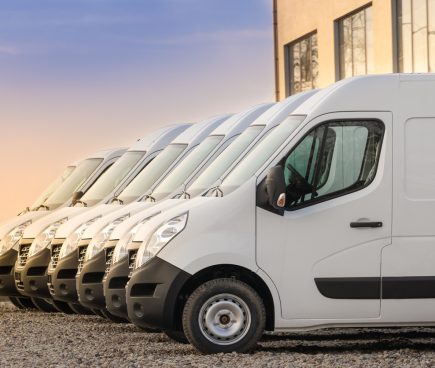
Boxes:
[15,248,51,298]
[0,249,20,297]
[49,247,79,303]
[76,249,106,310]
[126,257,190,330]
[104,256,130,319]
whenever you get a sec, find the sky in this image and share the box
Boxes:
[0,0,274,222]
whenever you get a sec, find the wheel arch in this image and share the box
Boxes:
[174,264,275,331]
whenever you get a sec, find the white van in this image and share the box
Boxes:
[0,147,126,306]
[126,74,435,354]
[103,91,317,323]
[41,116,229,313]
[12,123,190,311]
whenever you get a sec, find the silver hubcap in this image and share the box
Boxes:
[199,293,251,345]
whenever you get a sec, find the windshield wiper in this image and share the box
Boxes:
[34,204,50,211]
[18,207,31,216]
[142,194,156,203]
[111,197,124,205]
[207,186,224,198]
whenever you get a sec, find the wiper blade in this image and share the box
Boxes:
[207,186,224,198]
[18,207,31,216]
[111,197,124,205]
[34,204,50,211]
[142,194,156,203]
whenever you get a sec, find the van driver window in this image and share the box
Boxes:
[283,120,384,208]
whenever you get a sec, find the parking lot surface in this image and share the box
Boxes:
[1,302,435,367]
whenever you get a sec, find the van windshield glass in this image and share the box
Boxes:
[31,166,76,210]
[80,151,145,206]
[187,126,264,197]
[150,135,223,201]
[219,115,306,194]
[118,144,187,203]
[44,158,103,208]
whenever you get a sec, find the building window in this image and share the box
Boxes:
[285,32,318,96]
[397,0,435,72]
[337,5,374,79]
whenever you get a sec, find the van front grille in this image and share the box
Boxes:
[18,243,32,266]
[104,246,115,277]
[128,249,138,277]
[77,245,88,274]
[50,243,63,269]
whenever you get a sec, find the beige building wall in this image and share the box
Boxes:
[274,0,395,101]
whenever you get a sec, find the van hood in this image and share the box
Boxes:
[109,198,188,241]
[80,201,151,240]
[22,207,89,239]
[0,211,52,240]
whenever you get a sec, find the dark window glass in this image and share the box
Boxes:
[397,0,435,72]
[283,120,384,209]
[338,6,374,79]
[285,32,318,96]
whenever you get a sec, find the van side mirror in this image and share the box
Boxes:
[265,166,287,210]
[71,191,84,205]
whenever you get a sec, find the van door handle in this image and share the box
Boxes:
[350,221,383,228]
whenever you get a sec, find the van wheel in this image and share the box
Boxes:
[68,303,94,315]
[182,278,265,354]
[164,329,189,344]
[14,297,37,309]
[31,298,58,313]
[9,297,26,309]
[51,300,75,314]
[101,308,129,323]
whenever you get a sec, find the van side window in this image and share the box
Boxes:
[283,120,384,209]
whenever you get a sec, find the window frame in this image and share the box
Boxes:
[284,30,318,96]
[281,118,385,211]
[335,3,374,80]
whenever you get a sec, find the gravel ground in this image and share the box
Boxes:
[1,303,435,367]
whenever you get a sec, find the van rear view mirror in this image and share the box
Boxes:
[71,191,84,205]
[265,165,287,210]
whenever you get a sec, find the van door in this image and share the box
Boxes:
[256,112,392,320]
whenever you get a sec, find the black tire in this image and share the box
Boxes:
[68,303,94,315]
[182,278,266,354]
[31,298,59,313]
[92,308,105,317]
[16,297,37,309]
[52,300,75,314]
[164,329,189,344]
[9,297,25,309]
[101,308,129,323]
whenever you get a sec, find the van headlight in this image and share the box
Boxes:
[28,218,68,258]
[135,213,188,269]
[112,212,161,265]
[58,216,102,260]
[0,221,32,256]
[84,214,130,262]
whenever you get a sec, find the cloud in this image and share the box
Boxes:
[0,45,19,55]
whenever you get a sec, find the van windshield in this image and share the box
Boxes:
[31,166,76,210]
[219,115,306,194]
[187,126,264,197]
[80,151,145,206]
[148,135,223,201]
[118,144,187,203]
[44,158,103,209]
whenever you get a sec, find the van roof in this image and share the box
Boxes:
[251,89,319,127]
[127,124,191,153]
[171,114,231,146]
[88,147,127,160]
[294,73,435,118]
[210,103,274,137]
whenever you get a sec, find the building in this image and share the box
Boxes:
[273,0,435,100]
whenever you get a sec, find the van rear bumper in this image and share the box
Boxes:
[104,256,130,319]
[126,257,190,330]
[0,249,20,297]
